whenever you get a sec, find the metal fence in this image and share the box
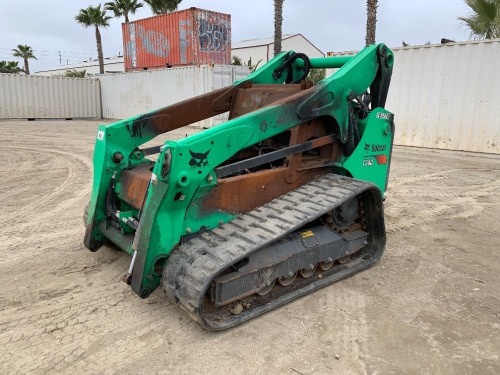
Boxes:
[98,65,211,124]
[97,64,250,127]
[0,74,101,119]
[387,40,500,154]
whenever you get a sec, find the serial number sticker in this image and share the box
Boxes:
[362,159,374,167]
[300,230,315,238]
[96,130,104,141]
[376,112,392,120]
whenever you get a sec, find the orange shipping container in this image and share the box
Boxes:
[122,8,231,71]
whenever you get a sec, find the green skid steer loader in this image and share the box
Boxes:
[84,44,395,330]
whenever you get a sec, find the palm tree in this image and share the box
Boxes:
[65,69,87,78]
[105,0,143,23]
[144,0,181,15]
[0,61,8,73]
[365,0,378,46]
[75,5,112,74]
[274,0,284,56]
[12,45,37,75]
[0,60,22,74]
[306,68,326,85]
[458,0,500,39]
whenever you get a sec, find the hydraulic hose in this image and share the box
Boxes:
[272,52,311,84]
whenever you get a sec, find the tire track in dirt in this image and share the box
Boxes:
[266,289,370,375]
[0,160,70,209]
[1,122,499,375]
[0,143,92,265]
[0,285,189,374]
[386,170,500,233]
[326,289,369,375]
[2,227,82,266]
[0,146,92,234]
[0,146,92,221]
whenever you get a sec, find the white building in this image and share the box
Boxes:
[35,33,323,76]
[231,33,324,65]
[36,56,125,76]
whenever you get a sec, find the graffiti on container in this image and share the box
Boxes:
[198,18,229,52]
[136,25,170,57]
[179,20,191,64]
[128,23,137,67]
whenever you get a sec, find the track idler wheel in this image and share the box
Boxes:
[319,258,334,271]
[299,264,317,278]
[332,198,358,228]
[277,271,297,286]
[337,254,351,264]
[257,279,276,296]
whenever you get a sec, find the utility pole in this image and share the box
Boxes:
[58,51,62,65]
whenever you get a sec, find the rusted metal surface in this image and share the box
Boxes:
[286,119,340,182]
[229,83,307,119]
[202,119,340,214]
[129,79,317,138]
[118,163,153,210]
[201,167,329,214]
[97,64,250,124]
[131,84,239,137]
[124,85,339,214]
[122,8,231,71]
[214,134,334,178]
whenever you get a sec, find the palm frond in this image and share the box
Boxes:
[458,0,500,39]
[144,0,181,15]
[75,5,112,28]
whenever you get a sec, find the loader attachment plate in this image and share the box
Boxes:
[118,162,153,210]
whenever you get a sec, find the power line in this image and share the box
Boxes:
[0,49,121,67]
[0,46,95,55]
[0,47,100,63]
[0,54,80,62]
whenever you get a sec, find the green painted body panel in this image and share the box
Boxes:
[296,55,353,69]
[340,109,394,191]
[84,44,395,298]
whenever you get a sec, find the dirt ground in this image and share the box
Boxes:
[1,119,499,375]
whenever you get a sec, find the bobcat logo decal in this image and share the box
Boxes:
[364,143,371,152]
[189,149,210,174]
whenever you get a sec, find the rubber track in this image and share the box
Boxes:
[163,174,378,330]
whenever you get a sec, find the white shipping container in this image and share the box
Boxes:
[2,41,498,154]
[97,64,250,127]
[212,64,251,125]
[387,40,500,154]
[212,64,250,89]
[0,74,100,119]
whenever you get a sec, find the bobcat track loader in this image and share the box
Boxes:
[84,44,395,330]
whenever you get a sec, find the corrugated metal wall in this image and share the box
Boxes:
[212,65,250,89]
[2,41,497,153]
[0,74,101,119]
[387,40,500,154]
[212,65,252,125]
[97,64,250,127]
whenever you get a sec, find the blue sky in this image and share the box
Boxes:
[0,0,472,72]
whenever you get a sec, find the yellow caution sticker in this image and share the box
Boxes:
[300,230,314,238]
